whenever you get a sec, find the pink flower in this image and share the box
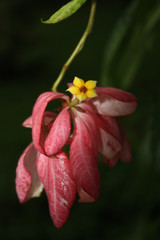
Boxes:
[15,79,138,228]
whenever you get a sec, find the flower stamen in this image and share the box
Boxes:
[80,86,87,93]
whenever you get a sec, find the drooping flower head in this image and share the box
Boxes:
[15,77,138,228]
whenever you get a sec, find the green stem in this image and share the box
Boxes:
[69,98,79,107]
[51,0,96,92]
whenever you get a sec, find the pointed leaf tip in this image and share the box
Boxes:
[41,0,87,24]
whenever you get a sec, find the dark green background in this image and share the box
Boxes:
[1,0,160,239]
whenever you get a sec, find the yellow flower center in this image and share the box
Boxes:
[67,76,97,102]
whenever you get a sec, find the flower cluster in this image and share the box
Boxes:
[15,77,138,228]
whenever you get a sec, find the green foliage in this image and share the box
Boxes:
[101,0,160,89]
[42,0,87,24]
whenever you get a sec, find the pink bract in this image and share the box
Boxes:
[15,86,138,228]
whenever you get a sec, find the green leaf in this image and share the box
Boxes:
[42,0,87,24]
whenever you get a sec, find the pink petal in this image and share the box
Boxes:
[15,143,43,203]
[98,127,121,160]
[100,116,121,141]
[75,104,100,161]
[90,87,138,116]
[22,116,32,128]
[80,103,120,140]
[44,108,71,156]
[22,112,56,129]
[96,87,138,102]
[77,103,121,163]
[32,92,69,154]
[67,83,73,88]
[97,115,122,161]
[70,115,100,202]
[37,151,76,228]
[80,105,121,163]
[43,111,57,128]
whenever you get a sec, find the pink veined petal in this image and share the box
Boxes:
[97,115,122,163]
[74,104,99,161]
[44,108,71,156]
[76,103,121,163]
[96,87,138,102]
[66,135,73,145]
[100,115,121,141]
[43,111,57,128]
[80,103,120,140]
[36,111,57,155]
[15,143,43,203]
[70,115,100,202]
[99,127,121,160]
[80,104,122,161]
[89,87,138,116]
[32,92,69,154]
[37,151,76,228]
[22,111,56,129]
[22,115,33,128]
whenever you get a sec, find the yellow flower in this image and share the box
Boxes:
[67,77,97,102]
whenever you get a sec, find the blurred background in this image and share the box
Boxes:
[1,0,160,239]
